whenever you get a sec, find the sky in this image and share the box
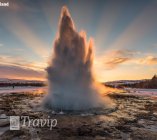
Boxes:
[0,0,157,82]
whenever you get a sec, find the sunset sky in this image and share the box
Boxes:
[0,0,157,82]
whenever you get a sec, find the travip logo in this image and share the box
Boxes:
[10,116,20,130]
[9,116,57,130]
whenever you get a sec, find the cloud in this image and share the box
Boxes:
[0,64,45,80]
[137,56,157,65]
[109,49,135,57]
[104,57,131,69]
[0,55,47,71]
[101,49,135,70]
[94,50,157,76]
[0,44,3,47]
[0,55,47,80]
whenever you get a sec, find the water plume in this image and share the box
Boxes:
[44,6,112,111]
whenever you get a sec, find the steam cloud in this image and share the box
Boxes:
[45,6,110,110]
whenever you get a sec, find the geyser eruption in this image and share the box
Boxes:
[45,6,111,110]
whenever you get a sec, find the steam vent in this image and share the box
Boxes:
[44,6,110,111]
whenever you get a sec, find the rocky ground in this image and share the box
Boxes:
[0,91,157,140]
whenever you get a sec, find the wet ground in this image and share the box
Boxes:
[0,91,157,140]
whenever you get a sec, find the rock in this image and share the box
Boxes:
[1,129,26,140]
[153,112,157,117]
[0,114,7,119]
[77,127,93,136]
[0,119,9,127]
[151,116,157,121]
[115,125,132,132]
[51,111,56,115]
[58,111,65,115]
[95,121,103,126]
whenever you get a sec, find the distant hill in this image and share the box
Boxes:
[0,78,46,87]
[105,75,157,89]
[105,80,144,87]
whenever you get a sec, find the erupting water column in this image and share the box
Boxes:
[45,6,110,111]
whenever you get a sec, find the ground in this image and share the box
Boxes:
[0,87,157,140]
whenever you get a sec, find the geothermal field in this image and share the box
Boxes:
[0,87,157,139]
[0,5,157,140]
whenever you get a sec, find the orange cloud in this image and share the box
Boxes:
[0,64,45,80]
[104,57,130,69]
[137,56,157,65]
[97,49,135,70]
[0,55,47,80]
[0,55,47,71]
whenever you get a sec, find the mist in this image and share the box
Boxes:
[44,6,112,110]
